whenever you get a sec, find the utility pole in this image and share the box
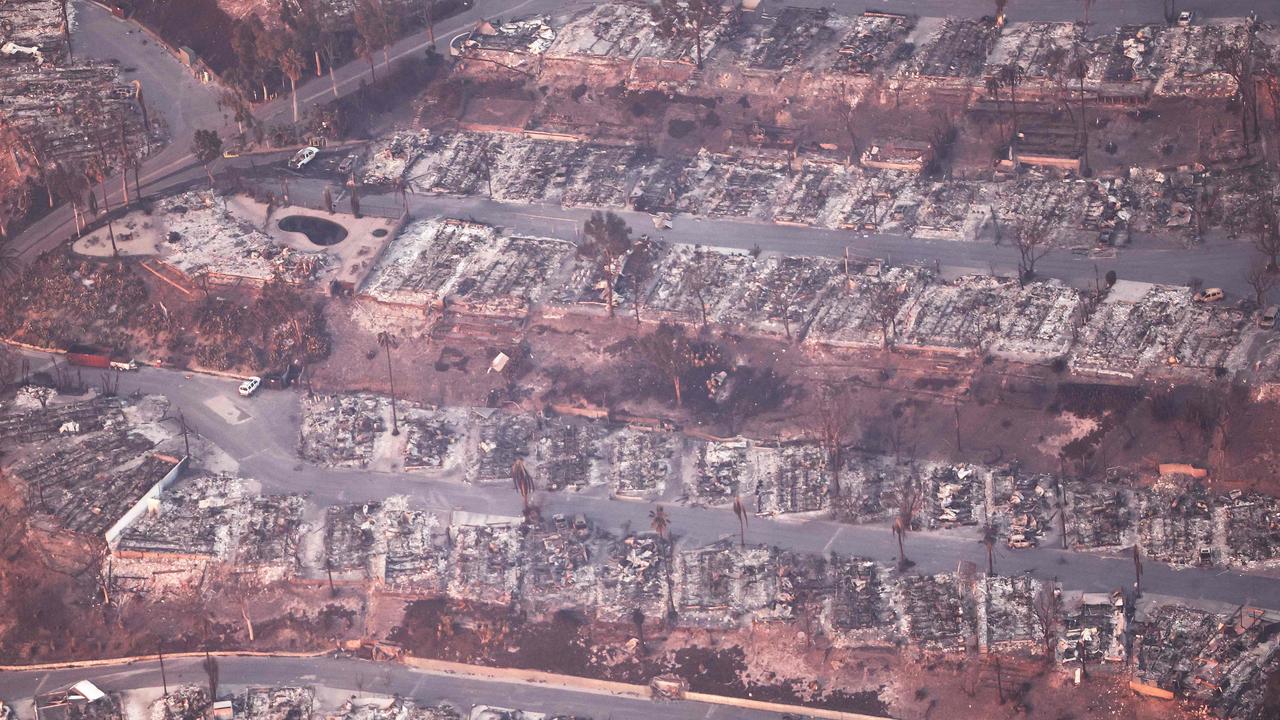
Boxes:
[158,642,169,696]
[179,410,191,458]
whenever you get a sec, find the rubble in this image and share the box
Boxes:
[114,474,305,590]
[1061,590,1128,665]
[122,193,334,284]
[1151,22,1251,98]
[1134,604,1280,718]
[401,408,463,472]
[447,518,523,605]
[608,427,678,499]
[824,555,894,645]
[737,7,849,72]
[902,18,1000,79]
[919,463,987,529]
[990,468,1054,549]
[521,514,597,614]
[363,217,572,316]
[832,13,915,74]
[544,2,729,65]
[300,394,390,469]
[532,418,605,491]
[684,438,749,505]
[325,498,446,588]
[984,23,1081,83]
[595,532,670,622]
[976,575,1042,651]
[14,431,177,539]
[328,698,462,720]
[674,540,779,627]
[0,396,126,446]
[1137,475,1216,566]
[1064,470,1135,550]
[893,574,973,651]
[360,130,434,187]
[751,443,830,515]
[238,687,314,720]
[1070,280,1251,377]
[467,410,536,484]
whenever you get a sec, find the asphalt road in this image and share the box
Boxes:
[265,175,1256,295]
[11,0,1270,294]
[0,655,791,719]
[14,355,1271,615]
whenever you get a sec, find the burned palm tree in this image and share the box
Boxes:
[732,495,748,547]
[649,505,676,621]
[512,458,534,513]
[893,479,918,569]
[649,505,671,539]
[376,331,400,436]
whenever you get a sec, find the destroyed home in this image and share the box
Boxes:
[595,532,670,622]
[831,12,915,75]
[893,574,974,651]
[467,410,536,483]
[300,394,392,469]
[114,474,305,591]
[520,514,597,615]
[977,575,1044,651]
[325,498,447,589]
[1134,604,1280,717]
[1064,471,1136,550]
[608,426,678,499]
[823,555,894,645]
[446,517,523,604]
[901,18,1001,81]
[674,540,780,627]
[1061,590,1128,666]
[751,443,830,515]
[1070,280,1251,377]
[532,418,605,491]
[684,438,749,504]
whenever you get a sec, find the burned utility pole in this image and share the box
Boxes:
[158,642,168,696]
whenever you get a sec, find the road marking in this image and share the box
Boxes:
[822,525,844,554]
[203,395,252,425]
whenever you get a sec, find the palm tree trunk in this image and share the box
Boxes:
[329,64,339,98]
[290,76,299,124]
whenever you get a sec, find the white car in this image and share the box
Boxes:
[238,376,262,397]
[109,359,139,372]
[288,146,319,170]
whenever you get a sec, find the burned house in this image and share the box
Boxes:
[608,426,678,499]
[1061,590,1128,665]
[1064,471,1135,550]
[831,12,915,75]
[674,540,780,627]
[1133,604,1280,717]
[532,418,605,491]
[447,516,523,605]
[467,410,536,484]
[824,555,894,645]
[752,443,831,515]
[300,394,390,469]
[323,498,447,590]
[684,438,750,505]
[893,574,974,651]
[520,514,597,615]
[595,532,670,622]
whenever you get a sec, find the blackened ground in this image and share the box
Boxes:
[389,599,890,716]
